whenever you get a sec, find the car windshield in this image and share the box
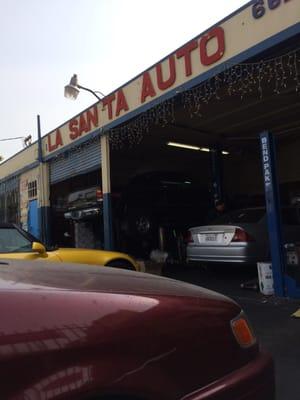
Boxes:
[213,209,265,224]
[0,228,33,253]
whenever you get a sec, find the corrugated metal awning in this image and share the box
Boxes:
[0,175,20,194]
[50,139,101,184]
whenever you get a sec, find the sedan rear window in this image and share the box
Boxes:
[214,209,265,224]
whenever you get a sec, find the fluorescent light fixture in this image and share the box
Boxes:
[167,142,212,153]
[167,142,229,155]
[167,141,201,151]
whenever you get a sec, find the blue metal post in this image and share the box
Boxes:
[259,131,285,297]
[37,115,43,163]
[37,115,44,242]
[101,134,114,250]
[210,148,224,204]
[37,115,51,246]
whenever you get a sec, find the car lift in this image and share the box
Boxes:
[260,131,300,298]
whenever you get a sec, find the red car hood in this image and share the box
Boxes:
[0,259,254,400]
[0,258,232,303]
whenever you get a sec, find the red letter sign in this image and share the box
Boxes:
[200,26,225,66]
[141,72,156,103]
[48,129,63,152]
[86,106,99,129]
[69,119,79,140]
[156,55,176,90]
[176,40,198,77]
[103,94,116,120]
[116,89,129,116]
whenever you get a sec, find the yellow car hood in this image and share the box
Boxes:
[0,248,140,271]
[52,248,140,270]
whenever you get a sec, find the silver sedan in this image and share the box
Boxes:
[186,207,300,265]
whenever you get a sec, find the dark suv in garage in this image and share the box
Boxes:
[119,171,210,252]
[63,171,210,257]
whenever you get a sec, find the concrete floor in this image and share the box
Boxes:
[162,263,300,400]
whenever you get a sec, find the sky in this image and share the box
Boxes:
[0,0,250,161]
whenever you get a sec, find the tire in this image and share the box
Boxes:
[121,209,159,258]
[126,209,156,238]
[135,214,152,235]
[106,259,135,271]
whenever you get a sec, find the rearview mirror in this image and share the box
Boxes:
[32,242,46,254]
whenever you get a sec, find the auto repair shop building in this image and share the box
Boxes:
[0,1,300,296]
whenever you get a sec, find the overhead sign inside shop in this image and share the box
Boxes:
[42,0,298,156]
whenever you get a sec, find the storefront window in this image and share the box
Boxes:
[28,180,37,199]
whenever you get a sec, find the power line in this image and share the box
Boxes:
[0,137,24,141]
[0,135,32,147]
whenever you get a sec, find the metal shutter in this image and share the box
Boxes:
[50,140,101,184]
[0,175,20,223]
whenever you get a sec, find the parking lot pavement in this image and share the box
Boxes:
[162,263,300,400]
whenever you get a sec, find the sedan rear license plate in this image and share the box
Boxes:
[204,233,217,242]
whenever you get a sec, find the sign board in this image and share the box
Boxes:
[260,131,285,297]
[43,0,299,157]
[0,0,299,179]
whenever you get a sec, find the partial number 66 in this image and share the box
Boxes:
[252,0,291,19]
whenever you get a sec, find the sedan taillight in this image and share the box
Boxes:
[184,231,194,244]
[232,228,254,242]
